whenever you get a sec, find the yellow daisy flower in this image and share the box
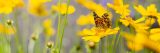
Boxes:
[78,27,119,42]
[44,27,55,36]
[0,0,15,14]
[28,0,51,16]
[107,0,130,18]
[43,18,52,28]
[134,4,160,25]
[51,3,75,15]
[43,19,55,36]
[77,0,107,16]
[13,0,24,8]
[120,16,150,30]
[123,30,160,52]
[0,23,16,35]
[122,32,147,51]
[0,0,24,14]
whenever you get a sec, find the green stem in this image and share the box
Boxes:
[58,0,71,53]
[43,36,50,53]
[14,10,24,53]
[55,0,62,50]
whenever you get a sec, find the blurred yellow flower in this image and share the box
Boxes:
[43,18,52,28]
[0,0,15,14]
[120,16,149,30]
[51,3,75,15]
[28,0,51,16]
[107,0,130,18]
[76,13,94,25]
[127,41,143,51]
[43,19,55,36]
[44,28,55,36]
[0,0,24,14]
[122,32,148,51]
[13,0,24,8]
[0,23,15,35]
[77,0,107,16]
[78,27,119,42]
[123,30,160,52]
[134,4,160,25]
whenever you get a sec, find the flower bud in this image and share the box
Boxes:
[46,41,54,48]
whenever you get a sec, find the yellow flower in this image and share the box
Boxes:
[78,27,119,42]
[13,0,24,8]
[44,28,55,36]
[0,0,14,14]
[107,0,130,17]
[123,30,160,52]
[0,23,15,35]
[51,3,75,15]
[76,13,95,26]
[43,18,52,28]
[120,16,149,31]
[43,19,55,36]
[28,0,51,16]
[134,4,160,25]
[0,0,24,14]
[77,0,107,16]
[122,31,148,51]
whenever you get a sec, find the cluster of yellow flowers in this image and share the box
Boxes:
[0,0,76,16]
[0,0,76,35]
[28,0,75,16]
[1,0,160,52]
[77,0,119,43]
[76,0,160,52]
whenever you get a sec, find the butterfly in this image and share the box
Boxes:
[93,12,111,29]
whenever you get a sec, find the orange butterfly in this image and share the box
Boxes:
[93,12,111,29]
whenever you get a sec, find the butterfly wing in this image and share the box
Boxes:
[93,12,101,27]
[101,13,111,28]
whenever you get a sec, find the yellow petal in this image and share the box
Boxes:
[105,27,119,35]
[150,33,160,41]
[119,18,130,26]
[76,14,94,25]
[82,36,101,42]
[78,28,95,36]
[150,28,160,34]
[134,5,147,16]
[127,41,143,51]
[134,17,145,23]
[113,0,123,5]
[135,33,147,44]
[147,4,157,15]
[51,3,75,15]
